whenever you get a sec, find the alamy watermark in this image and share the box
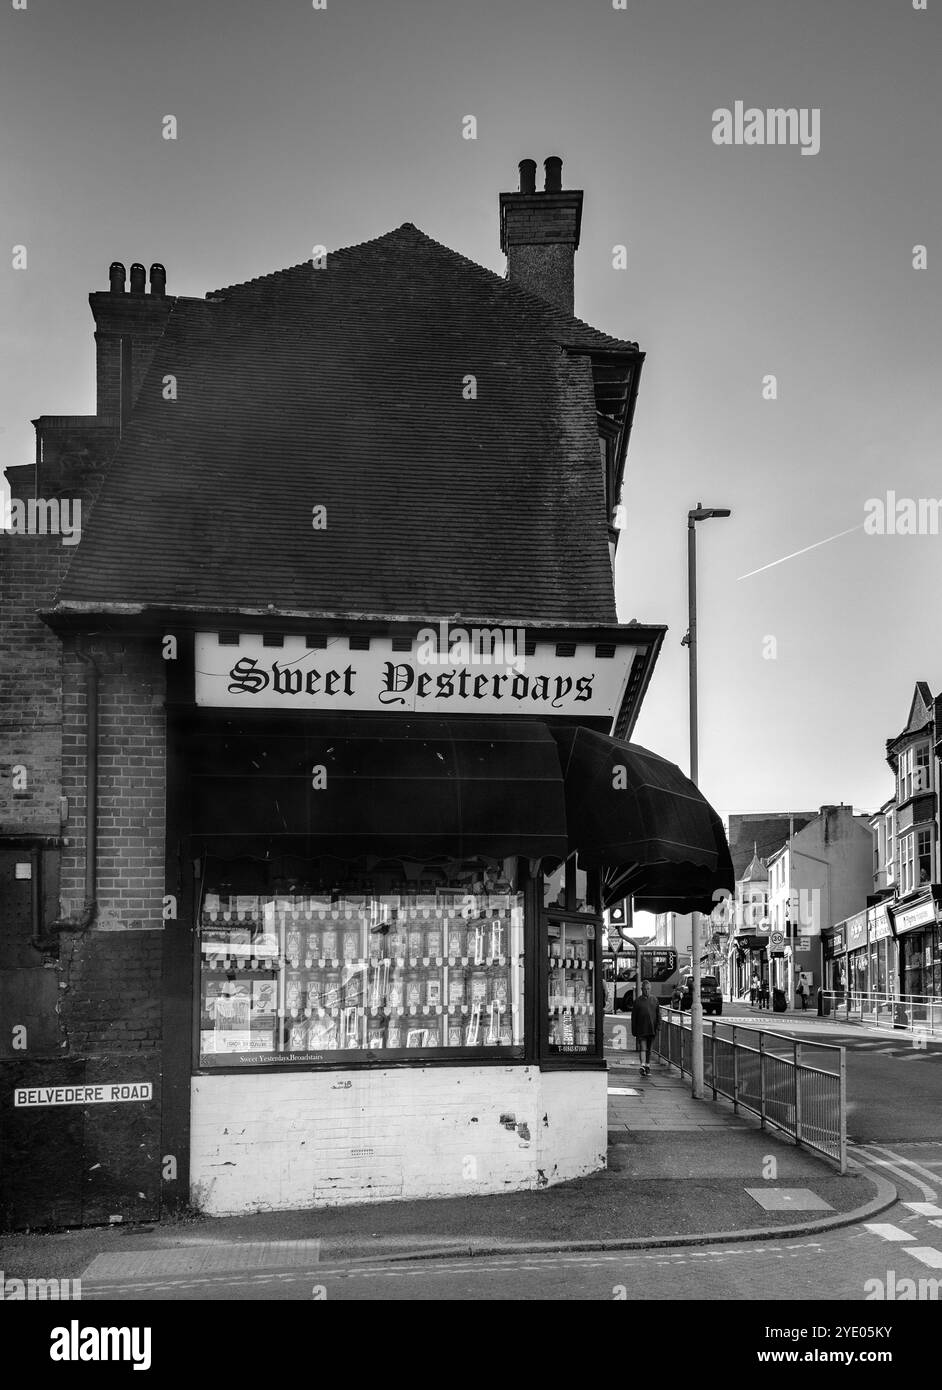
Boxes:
[864,492,942,536]
[865,1269,941,1301]
[1,496,82,546]
[712,102,820,156]
[1,1270,81,1300]
[416,622,527,669]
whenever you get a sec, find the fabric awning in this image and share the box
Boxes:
[549,726,734,915]
[187,714,732,916]
[188,715,569,864]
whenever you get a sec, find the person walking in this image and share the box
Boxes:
[630,980,661,1077]
[797,979,808,1011]
[759,977,770,1010]
[749,975,758,1007]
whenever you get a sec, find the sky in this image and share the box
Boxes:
[1,0,940,825]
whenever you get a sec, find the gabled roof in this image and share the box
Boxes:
[887,680,935,761]
[53,224,639,623]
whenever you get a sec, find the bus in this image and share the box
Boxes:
[602,945,688,1012]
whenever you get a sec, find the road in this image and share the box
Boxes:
[73,1015,942,1303]
[81,1146,942,1301]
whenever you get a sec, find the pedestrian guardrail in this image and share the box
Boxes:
[656,1009,847,1172]
[820,989,942,1037]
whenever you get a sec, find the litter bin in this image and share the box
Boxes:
[772,987,787,1013]
[893,1001,909,1030]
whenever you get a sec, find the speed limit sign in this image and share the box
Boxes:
[770,930,785,949]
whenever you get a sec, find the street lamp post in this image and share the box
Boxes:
[687,502,731,1100]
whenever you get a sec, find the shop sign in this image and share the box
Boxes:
[846,912,867,948]
[14,1082,152,1107]
[195,632,637,718]
[827,932,844,954]
[894,899,936,935]
[869,904,892,942]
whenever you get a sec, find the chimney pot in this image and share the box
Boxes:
[518,159,537,194]
[149,263,167,297]
[109,261,126,295]
[544,156,563,192]
[129,262,146,295]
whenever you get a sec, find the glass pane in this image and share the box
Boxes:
[543,862,566,910]
[546,918,596,1054]
[573,862,600,914]
[199,877,524,1066]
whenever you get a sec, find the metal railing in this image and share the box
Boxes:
[821,989,942,1036]
[656,1008,847,1172]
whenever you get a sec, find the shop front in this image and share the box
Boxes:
[172,628,732,1214]
[893,893,941,998]
[845,910,868,995]
[867,902,895,996]
[822,928,846,994]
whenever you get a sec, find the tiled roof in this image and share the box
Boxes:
[55,224,635,622]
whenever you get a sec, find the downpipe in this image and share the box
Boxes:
[31,645,98,949]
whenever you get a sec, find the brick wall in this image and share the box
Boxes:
[0,595,169,1227]
[0,533,71,835]
[58,635,166,931]
[190,1066,607,1214]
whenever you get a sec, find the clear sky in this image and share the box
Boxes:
[2,0,940,822]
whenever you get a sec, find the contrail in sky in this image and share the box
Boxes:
[737,523,864,580]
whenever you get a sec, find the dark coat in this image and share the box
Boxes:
[630,995,661,1038]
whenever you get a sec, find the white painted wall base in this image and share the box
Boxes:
[190,1065,607,1215]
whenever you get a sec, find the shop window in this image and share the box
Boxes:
[197,867,524,1067]
[544,915,599,1056]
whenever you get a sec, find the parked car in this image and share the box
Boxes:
[675,972,723,1016]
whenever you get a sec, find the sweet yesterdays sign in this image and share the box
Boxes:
[195,630,637,718]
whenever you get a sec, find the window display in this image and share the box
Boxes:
[545,916,598,1054]
[198,876,524,1067]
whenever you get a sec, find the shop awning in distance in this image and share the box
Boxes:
[549,726,734,915]
[189,715,570,864]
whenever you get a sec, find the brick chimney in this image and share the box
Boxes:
[89,261,174,428]
[499,156,584,315]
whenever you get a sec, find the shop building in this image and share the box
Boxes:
[1,159,731,1227]
[726,847,771,1000]
[765,805,873,1005]
[886,684,942,998]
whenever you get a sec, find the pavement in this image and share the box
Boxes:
[0,1032,896,1294]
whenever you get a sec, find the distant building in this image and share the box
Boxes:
[766,805,873,1004]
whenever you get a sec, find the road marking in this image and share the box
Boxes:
[904,1202,942,1217]
[865,1143,941,1191]
[852,1145,937,1201]
[864,1223,918,1241]
[904,1247,942,1269]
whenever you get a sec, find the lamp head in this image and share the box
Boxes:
[689,503,732,522]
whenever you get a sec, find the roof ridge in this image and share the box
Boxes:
[398,223,640,352]
[206,224,419,298]
[205,221,640,352]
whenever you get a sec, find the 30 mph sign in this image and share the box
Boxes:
[770,931,785,949]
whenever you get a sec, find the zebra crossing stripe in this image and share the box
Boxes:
[904,1202,942,1216]
[864,1223,916,1241]
[904,1247,942,1269]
